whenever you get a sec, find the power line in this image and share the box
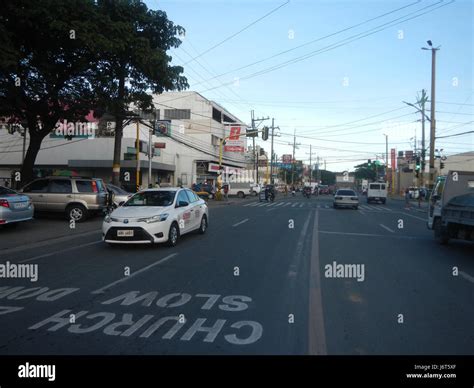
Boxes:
[193,1,452,94]
[182,0,290,65]
[191,0,423,87]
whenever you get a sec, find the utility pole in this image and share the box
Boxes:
[420,89,427,187]
[135,120,141,192]
[250,110,269,185]
[270,118,275,184]
[292,130,296,185]
[148,127,153,187]
[309,145,312,186]
[422,41,440,187]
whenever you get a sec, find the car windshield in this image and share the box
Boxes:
[0,187,17,195]
[124,191,176,207]
[337,190,356,196]
[107,184,129,195]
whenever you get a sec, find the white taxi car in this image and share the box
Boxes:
[102,188,208,246]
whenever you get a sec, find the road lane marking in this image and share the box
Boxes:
[299,203,304,208]
[400,212,427,222]
[232,218,249,227]
[283,202,292,207]
[266,207,278,212]
[380,206,392,211]
[275,202,285,207]
[459,271,474,284]
[91,253,178,295]
[359,210,367,215]
[292,203,298,207]
[19,241,102,263]
[309,209,327,355]
[243,203,254,207]
[248,202,260,207]
[267,202,277,207]
[319,230,430,240]
[379,224,395,233]
[0,230,101,257]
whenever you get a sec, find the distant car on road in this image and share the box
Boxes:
[333,189,359,209]
[319,185,330,195]
[0,186,34,225]
[103,188,209,247]
[21,176,108,222]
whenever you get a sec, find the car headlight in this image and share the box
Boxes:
[143,213,169,223]
[104,214,112,223]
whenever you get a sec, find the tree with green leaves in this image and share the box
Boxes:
[91,0,188,185]
[0,0,187,185]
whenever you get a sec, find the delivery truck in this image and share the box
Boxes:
[427,171,474,244]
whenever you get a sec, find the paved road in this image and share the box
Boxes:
[0,195,473,355]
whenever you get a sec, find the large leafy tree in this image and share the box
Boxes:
[0,0,102,184]
[91,0,188,185]
[0,0,187,185]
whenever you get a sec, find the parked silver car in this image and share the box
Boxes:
[0,186,34,225]
[21,176,108,222]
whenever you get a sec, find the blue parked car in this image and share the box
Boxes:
[0,186,34,225]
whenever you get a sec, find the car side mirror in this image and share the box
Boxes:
[177,200,189,208]
[118,201,125,207]
[431,194,440,201]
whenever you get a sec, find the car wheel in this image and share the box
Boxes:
[382,199,386,204]
[237,191,245,199]
[66,204,88,222]
[354,206,358,210]
[167,222,180,247]
[198,215,208,234]
[433,218,449,245]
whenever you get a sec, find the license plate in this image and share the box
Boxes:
[117,230,134,237]
[14,202,28,209]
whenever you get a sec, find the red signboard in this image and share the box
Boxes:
[154,142,166,149]
[224,126,244,152]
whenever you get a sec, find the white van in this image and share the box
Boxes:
[367,182,387,204]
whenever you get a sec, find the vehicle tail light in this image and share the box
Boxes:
[91,181,98,193]
[0,220,6,224]
[0,199,9,208]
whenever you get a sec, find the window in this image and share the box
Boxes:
[338,190,356,196]
[124,191,176,207]
[49,180,72,193]
[381,184,386,190]
[212,107,222,123]
[76,180,94,193]
[0,187,16,195]
[176,190,189,205]
[185,190,198,203]
[370,184,380,190]
[23,179,49,193]
[164,109,191,120]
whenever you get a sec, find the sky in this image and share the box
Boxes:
[147,0,473,172]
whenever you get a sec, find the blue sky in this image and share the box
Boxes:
[148,0,473,171]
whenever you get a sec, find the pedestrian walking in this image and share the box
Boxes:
[284,185,288,196]
[405,188,410,209]
[223,184,229,201]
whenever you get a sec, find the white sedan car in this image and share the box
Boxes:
[333,189,359,209]
[102,188,208,246]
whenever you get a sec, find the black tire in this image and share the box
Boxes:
[198,215,208,234]
[333,203,337,209]
[237,191,245,198]
[167,222,180,247]
[354,206,358,210]
[382,199,386,204]
[367,198,371,204]
[433,218,449,245]
[66,204,88,222]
